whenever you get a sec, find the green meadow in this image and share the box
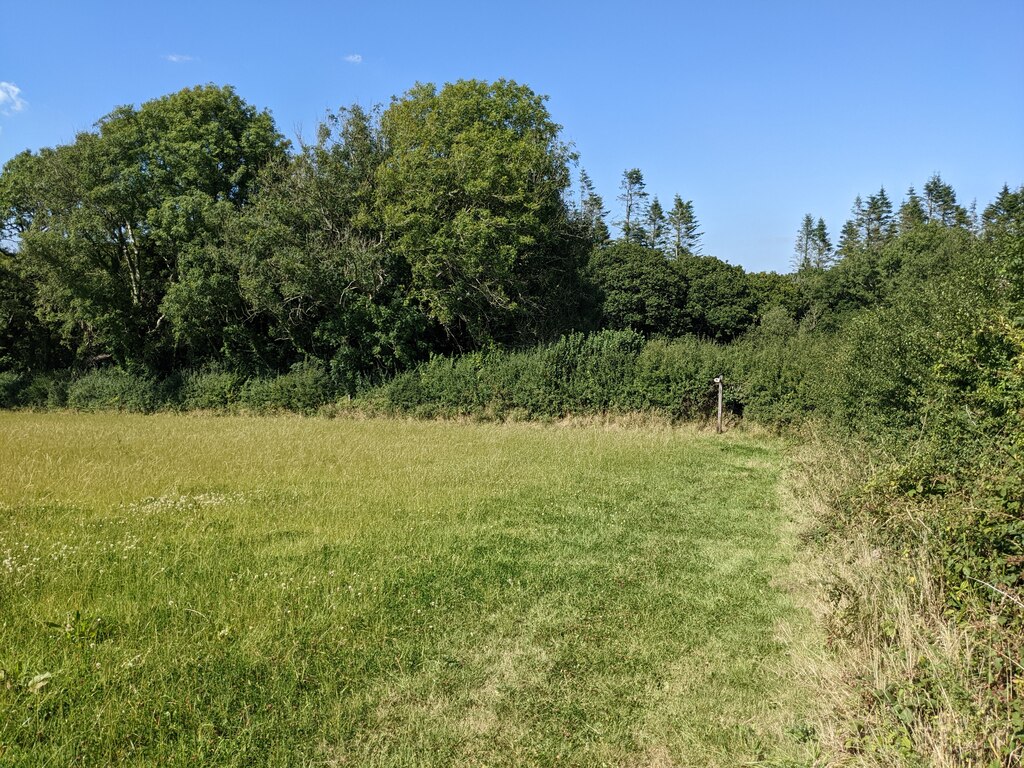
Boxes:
[0,413,814,766]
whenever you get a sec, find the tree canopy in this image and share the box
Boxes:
[0,80,1018,393]
[377,79,579,348]
[1,85,287,369]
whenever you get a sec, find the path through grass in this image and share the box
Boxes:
[0,413,813,766]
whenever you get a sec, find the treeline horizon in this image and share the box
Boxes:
[1,79,1016,389]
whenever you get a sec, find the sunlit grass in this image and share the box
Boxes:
[0,412,813,766]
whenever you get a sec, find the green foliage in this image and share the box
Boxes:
[983,184,1024,306]
[238,361,336,414]
[792,213,832,272]
[645,196,667,250]
[0,370,20,408]
[377,79,580,347]
[220,108,429,379]
[66,369,160,412]
[615,168,648,244]
[667,195,702,257]
[792,184,1024,763]
[0,252,63,372]
[677,254,756,341]
[376,329,767,423]
[747,272,803,324]
[16,372,71,408]
[180,367,245,410]
[2,85,288,370]
[588,242,688,336]
[576,169,610,246]
[731,320,831,425]
[923,174,970,228]
[379,330,651,418]
[542,329,646,412]
[631,337,730,418]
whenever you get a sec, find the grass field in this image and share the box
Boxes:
[0,413,815,767]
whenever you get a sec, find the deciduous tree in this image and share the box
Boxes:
[3,85,287,369]
[376,79,579,348]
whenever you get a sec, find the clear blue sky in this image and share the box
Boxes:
[3,0,1022,273]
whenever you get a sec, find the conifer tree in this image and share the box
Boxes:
[863,187,894,249]
[579,169,610,244]
[836,219,861,261]
[898,186,927,233]
[923,174,969,227]
[616,168,648,243]
[793,214,815,272]
[667,195,702,257]
[646,196,667,250]
[815,218,833,268]
[793,214,833,272]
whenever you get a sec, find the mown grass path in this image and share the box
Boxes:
[0,413,813,766]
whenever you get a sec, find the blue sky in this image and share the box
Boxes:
[2,0,1022,273]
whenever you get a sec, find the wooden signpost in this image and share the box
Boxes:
[713,375,723,434]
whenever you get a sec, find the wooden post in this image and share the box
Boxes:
[713,375,723,434]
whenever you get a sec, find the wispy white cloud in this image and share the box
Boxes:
[164,54,195,63]
[0,82,27,115]
[343,53,363,64]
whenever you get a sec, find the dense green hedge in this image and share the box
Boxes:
[369,327,835,425]
[0,329,833,424]
[1,360,340,415]
[66,369,162,413]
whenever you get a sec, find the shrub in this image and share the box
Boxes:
[550,330,645,412]
[238,361,336,414]
[67,368,160,412]
[17,372,71,408]
[181,368,244,411]
[632,337,728,418]
[376,329,730,420]
[0,371,22,408]
[729,329,832,425]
